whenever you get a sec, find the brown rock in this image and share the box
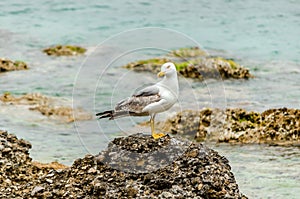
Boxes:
[0,92,92,123]
[43,45,86,56]
[157,108,300,146]
[0,58,28,73]
[0,130,247,198]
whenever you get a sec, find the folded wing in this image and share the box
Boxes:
[96,85,161,120]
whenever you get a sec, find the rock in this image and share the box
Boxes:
[178,57,253,80]
[29,105,92,123]
[123,46,253,80]
[0,130,48,198]
[0,58,28,73]
[0,130,247,198]
[157,108,300,146]
[31,186,45,196]
[123,58,171,73]
[159,191,174,198]
[43,45,86,56]
[0,92,48,105]
[31,161,69,170]
[0,92,92,123]
[45,178,53,184]
[124,57,253,80]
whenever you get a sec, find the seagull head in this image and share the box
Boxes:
[157,62,177,78]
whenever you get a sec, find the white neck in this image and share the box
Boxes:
[158,73,179,97]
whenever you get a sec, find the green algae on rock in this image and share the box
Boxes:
[123,57,253,80]
[0,131,247,198]
[224,108,300,146]
[0,92,92,123]
[168,46,208,57]
[123,46,253,80]
[183,57,253,80]
[123,58,171,73]
[157,108,300,146]
[43,45,87,56]
[0,58,28,73]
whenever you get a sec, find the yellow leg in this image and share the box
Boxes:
[150,116,165,139]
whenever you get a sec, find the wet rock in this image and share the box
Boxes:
[0,92,49,105]
[29,105,91,123]
[0,130,247,198]
[0,92,92,123]
[158,108,300,146]
[0,58,28,73]
[43,45,86,56]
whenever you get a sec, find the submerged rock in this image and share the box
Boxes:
[43,45,86,56]
[0,92,49,105]
[0,92,92,122]
[0,130,247,198]
[0,58,28,73]
[123,47,253,80]
[158,108,300,146]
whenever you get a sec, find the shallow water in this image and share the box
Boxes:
[211,143,300,198]
[0,0,300,198]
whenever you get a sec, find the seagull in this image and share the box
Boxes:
[96,62,179,139]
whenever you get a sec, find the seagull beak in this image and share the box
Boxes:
[157,71,165,77]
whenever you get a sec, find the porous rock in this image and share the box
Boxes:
[0,130,66,199]
[158,108,300,146]
[177,57,253,80]
[0,130,247,198]
[124,56,253,80]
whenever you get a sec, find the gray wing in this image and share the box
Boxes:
[96,85,161,120]
[133,85,159,97]
[114,85,161,116]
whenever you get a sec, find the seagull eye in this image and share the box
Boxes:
[166,65,171,69]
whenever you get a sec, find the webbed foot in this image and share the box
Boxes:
[152,132,166,139]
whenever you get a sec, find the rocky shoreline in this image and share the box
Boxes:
[156,107,300,146]
[0,130,247,198]
[0,92,92,123]
[123,47,253,80]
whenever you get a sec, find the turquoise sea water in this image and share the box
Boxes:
[0,0,300,198]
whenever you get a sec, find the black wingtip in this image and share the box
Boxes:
[95,110,114,119]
